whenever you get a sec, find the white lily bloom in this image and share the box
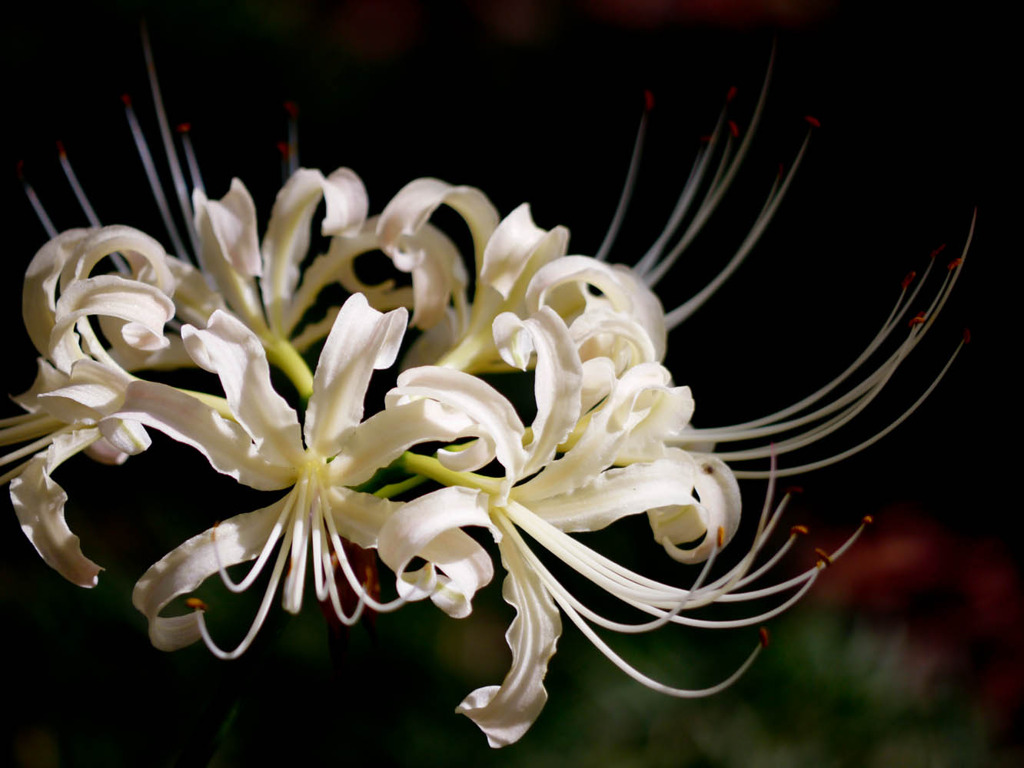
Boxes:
[119,294,497,656]
[2,225,176,586]
[382,306,869,746]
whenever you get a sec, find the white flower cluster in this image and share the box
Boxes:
[1,67,970,746]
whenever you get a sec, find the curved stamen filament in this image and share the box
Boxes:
[595,91,653,263]
[197,514,295,660]
[211,498,292,594]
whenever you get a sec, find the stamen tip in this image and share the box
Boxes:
[790,524,810,537]
[947,257,963,271]
[276,140,290,158]
[929,243,947,259]
[176,122,191,134]
[784,485,804,496]
[962,328,972,344]
[728,119,740,138]
[284,100,299,118]
[814,547,832,568]
[716,526,725,548]
[861,515,874,526]
[55,140,66,158]
[759,626,770,648]
[804,115,821,128]
[15,159,25,180]
[643,89,655,112]
[908,311,927,327]
[725,85,738,104]
[901,270,917,290]
[185,597,208,612]
[120,93,133,107]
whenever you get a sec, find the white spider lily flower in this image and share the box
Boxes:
[383,307,836,747]
[119,294,493,656]
[2,226,176,586]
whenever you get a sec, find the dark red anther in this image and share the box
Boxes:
[929,243,947,259]
[121,93,133,107]
[176,122,192,134]
[728,119,740,138]
[643,89,655,112]
[777,162,785,179]
[55,140,66,157]
[276,140,290,158]
[901,271,917,290]
[963,328,972,344]
[759,627,770,648]
[725,85,738,103]
[804,115,821,128]
[15,160,25,180]
[784,485,804,496]
[284,100,299,118]
[908,312,927,327]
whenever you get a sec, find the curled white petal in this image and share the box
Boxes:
[650,456,741,563]
[9,429,104,587]
[456,522,561,748]
[305,294,407,457]
[377,486,495,617]
[261,167,368,334]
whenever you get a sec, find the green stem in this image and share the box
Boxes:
[396,451,503,495]
[265,337,315,402]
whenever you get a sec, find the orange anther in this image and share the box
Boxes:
[185,598,208,611]
[901,271,917,290]
[717,526,725,548]
[929,243,947,259]
[804,115,821,128]
[55,140,66,157]
[790,524,810,536]
[759,627,770,648]
[908,312,927,327]
[643,89,655,112]
[947,257,963,271]
[861,515,874,526]
[814,547,832,567]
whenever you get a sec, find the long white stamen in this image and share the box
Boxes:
[177,123,205,195]
[662,124,812,325]
[123,94,190,260]
[55,143,130,274]
[17,162,58,238]
[595,91,653,262]
[198,519,295,660]
[322,493,410,614]
[211,498,291,594]
[140,21,200,258]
